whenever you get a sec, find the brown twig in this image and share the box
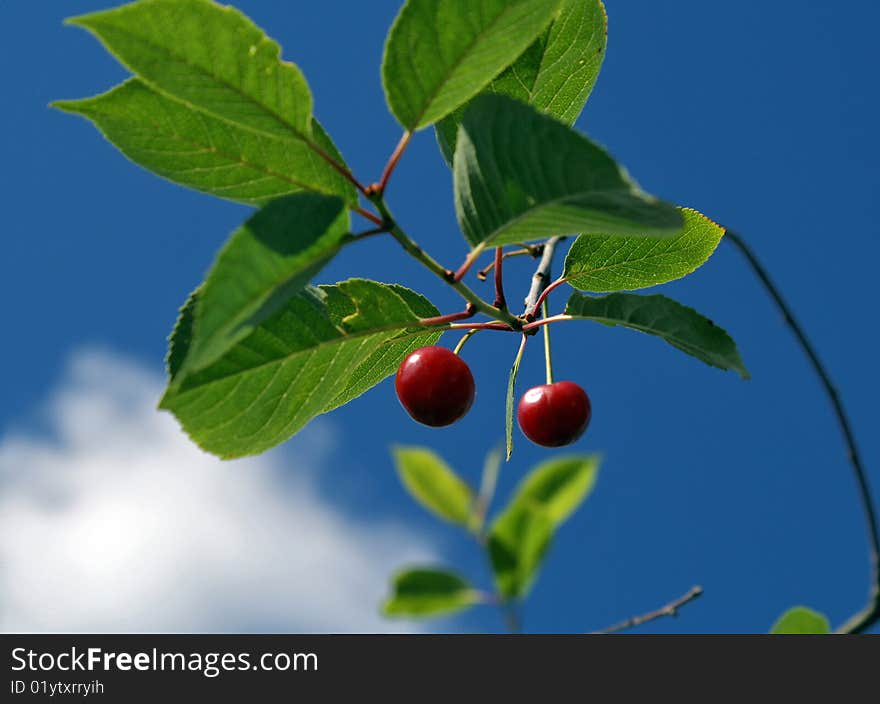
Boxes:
[352,206,384,226]
[493,247,507,309]
[476,245,544,280]
[592,586,704,634]
[725,230,879,634]
[375,130,412,195]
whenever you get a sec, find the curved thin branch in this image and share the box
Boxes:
[592,586,704,634]
[725,229,879,634]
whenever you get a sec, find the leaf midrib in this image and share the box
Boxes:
[404,0,550,128]
[83,18,323,154]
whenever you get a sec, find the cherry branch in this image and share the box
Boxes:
[725,230,879,634]
[591,586,704,634]
[367,194,522,329]
[522,236,565,317]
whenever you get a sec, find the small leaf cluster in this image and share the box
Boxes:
[383,447,599,622]
[55,0,747,461]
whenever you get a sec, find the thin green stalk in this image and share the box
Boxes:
[542,300,554,385]
[453,329,480,356]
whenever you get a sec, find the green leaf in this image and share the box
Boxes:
[393,447,475,527]
[488,455,598,599]
[437,0,607,164]
[454,95,683,249]
[382,0,563,130]
[509,455,600,527]
[505,337,526,461]
[770,607,831,634]
[564,292,750,378]
[383,567,481,618]
[53,79,356,205]
[321,286,445,414]
[180,194,350,374]
[68,0,312,140]
[488,504,553,599]
[563,208,725,292]
[160,279,442,459]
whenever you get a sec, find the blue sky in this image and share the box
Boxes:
[1,0,878,633]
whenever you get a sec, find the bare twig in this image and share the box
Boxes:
[725,230,879,634]
[592,586,704,634]
[523,236,565,316]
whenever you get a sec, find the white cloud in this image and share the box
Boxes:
[0,348,436,633]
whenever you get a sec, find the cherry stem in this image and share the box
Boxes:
[542,300,554,385]
[591,586,704,634]
[522,314,572,332]
[493,247,507,309]
[453,329,480,356]
[725,229,879,634]
[419,303,477,328]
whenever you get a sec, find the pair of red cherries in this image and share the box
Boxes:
[395,346,591,447]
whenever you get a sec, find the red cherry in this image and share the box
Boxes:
[395,346,475,427]
[517,381,591,447]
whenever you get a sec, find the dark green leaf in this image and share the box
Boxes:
[383,567,481,618]
[393,447,474,526]
[180,194,350,374]
[382,0,563,130]
[454,95,682,249]
[770,607,831,634]
[53,79,356,205]
[161,279,442,459]
[437,0,607,163]
[68,0,312,140]
[488,504,553,599]
[564,292,749,378]
[563,208,725,292]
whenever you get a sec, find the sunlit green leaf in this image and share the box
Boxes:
[383,567,482,617]
[770,607,831,634]
[454,95,682,248]
[54,80,356,205]
[161,279,443,459]
[563,208,725,292]
[382,0,563,130]
[68,0,312,139]
[393,447,474,526]
[565,292,749,378]
[488,504,553,599]
[437,0,607,163]
[509,455,600,527]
